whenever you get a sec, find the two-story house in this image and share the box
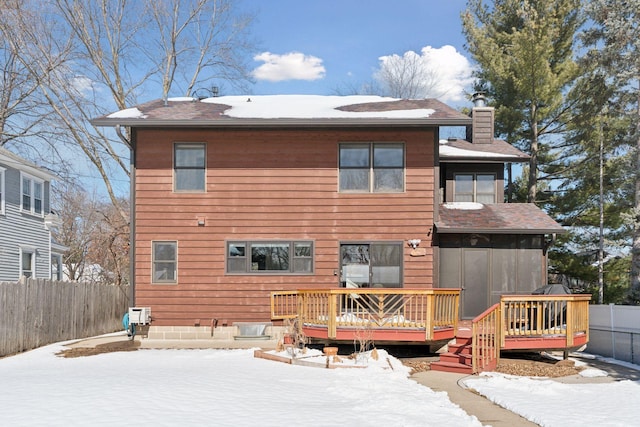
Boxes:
[92,95,564,328]
[0,147,65,281]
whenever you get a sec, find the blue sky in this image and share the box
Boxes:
[241,0,472,103]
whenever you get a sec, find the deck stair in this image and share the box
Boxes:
[430,327,474,374]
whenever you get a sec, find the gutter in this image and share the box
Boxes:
[433,225,567,235]
[91,117,473,128]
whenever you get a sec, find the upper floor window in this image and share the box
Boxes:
[454,173,495,204]
[227,241,314,274]
[339,143,404,193]
[174,143,205,192]
[152,241,177,284]
[21,174,44,215]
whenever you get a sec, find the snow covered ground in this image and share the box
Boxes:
[0,338,638,427]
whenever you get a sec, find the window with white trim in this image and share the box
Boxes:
[339,143,404,193]
[227,241,314,274]
[152,241,177,283]
[21,248,35,278]
[454,173,496,203]
[174,143,205,192]
[21,173,45,215]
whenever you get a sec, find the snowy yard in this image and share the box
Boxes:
[0,338,639,427]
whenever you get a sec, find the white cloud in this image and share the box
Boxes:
[376,45,474,102]
[252,51,326,82]
[70,75,95,94]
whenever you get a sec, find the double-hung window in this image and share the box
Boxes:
[227,241,314,274]
[21,248,35,278]
[152,241,177,283]
[454,173,496,203]
[339,143,404,192]
[174,143,206,192]
[21,174,44,215]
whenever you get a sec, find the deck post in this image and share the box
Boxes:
[328,292,337,339]
[425,293,433,341]
[566,299,575,347]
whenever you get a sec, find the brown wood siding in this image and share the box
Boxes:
[134,127,436,325]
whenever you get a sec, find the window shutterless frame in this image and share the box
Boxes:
[339,142,405,193]
[20,173,45,216]
[226,240,314,274]
[453,173,496,203]
[152,241,178,284]
[174,143,206,192]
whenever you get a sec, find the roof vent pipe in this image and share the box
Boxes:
[472,92,487,107]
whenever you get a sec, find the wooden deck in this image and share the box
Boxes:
[271,288,460,343]
[271,289,591,373]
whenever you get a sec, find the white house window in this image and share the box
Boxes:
[174,143,205,192]
[339,143,404,193]
[227,241,314,274]
[21,249,35,278]
[21,174,45,215]
[152,241,177,283]
[454,173,496,203]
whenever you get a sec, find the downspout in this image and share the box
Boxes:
[116,125,135,307]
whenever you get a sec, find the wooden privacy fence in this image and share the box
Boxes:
[0,278,129,357]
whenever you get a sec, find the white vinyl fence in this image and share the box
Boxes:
[589,304,640,365]
[0,278,129,357]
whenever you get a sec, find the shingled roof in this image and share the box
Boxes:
[439,138,529,163]
[435,203,565,234]
[91,95,473,128]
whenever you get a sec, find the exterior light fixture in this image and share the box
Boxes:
[408,239,421,249]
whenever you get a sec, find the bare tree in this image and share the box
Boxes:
[52,181,130,287]
[2,0,256,221]
[375,50,443,99]
[1,0,256,286]
[148,0,255,98]
[52,182,102,282]
[0,1,62,151]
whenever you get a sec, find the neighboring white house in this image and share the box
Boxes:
[0,147,66,281]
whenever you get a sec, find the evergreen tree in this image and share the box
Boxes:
[462,0,582,203]
[581,0,640,304]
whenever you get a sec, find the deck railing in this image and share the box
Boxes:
[271,288,460,340]
[500,294,591,347]
[472,303,501,373]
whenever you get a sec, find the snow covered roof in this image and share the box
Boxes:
[91,95,472,127]
[436,203,565,234]
[0,146,58,181]
[439,138,529,163]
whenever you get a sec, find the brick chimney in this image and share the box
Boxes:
[466,92,494,144]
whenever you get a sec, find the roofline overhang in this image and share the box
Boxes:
[440,157,530,163]
[0,151,58,181]
[434,225,567,235]
[90,117,474,128]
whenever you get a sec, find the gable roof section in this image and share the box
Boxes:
[435,203,565,234]
[0,147,57,181]
[91,95,473,128]
[439,138,529,163]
